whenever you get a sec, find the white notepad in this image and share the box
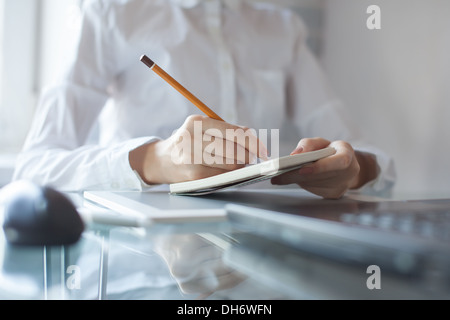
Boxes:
[169,147,336,195]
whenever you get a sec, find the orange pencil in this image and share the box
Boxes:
[140,55,224,121]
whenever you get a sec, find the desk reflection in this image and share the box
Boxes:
[151,233,246,297]
[33,227,290,300]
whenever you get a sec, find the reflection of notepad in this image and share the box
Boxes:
[169,147,336,196]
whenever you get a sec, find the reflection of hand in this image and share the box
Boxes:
[152,233,246,296]
[272,138,378,199]
[130,115,268,185]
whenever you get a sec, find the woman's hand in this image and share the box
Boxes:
[271,137,379,199]
[129,115,268,185]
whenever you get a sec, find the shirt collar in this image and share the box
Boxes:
[170,0,241,10]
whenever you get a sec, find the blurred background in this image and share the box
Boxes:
[0,0,449,199]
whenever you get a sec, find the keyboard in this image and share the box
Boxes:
[226,201,450,278]
[340,206,450,241]
[225,200,450,299]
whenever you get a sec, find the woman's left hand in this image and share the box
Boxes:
[271,137,377,199]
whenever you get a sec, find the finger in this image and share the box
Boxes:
[201,133,257,165]
[174,124,255,166]
[273,141,355,185]
[236,125,269,161]
[291,137,331,155]
[271,169,350,199]
[271,170,302,186]
[190,116,268,160]
[299,140,354,175]
[272,165,348,186]
[219,125,268,161]
[172,133,253,170]
[271,166,321,185]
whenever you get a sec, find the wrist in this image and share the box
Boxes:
[352,151,379,189]
[129,140,164,185]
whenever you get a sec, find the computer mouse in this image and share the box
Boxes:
[0,180,84,246]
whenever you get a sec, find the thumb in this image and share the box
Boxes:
[290,137,331,155]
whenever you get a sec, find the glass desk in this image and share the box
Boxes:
[0,210,290,300]
[1,189,450,300]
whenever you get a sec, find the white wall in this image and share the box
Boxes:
[38,0,81,90]
[0,1,4,111]
[321,0,450,198]
[0,0,39,154]
[0,0,80,186]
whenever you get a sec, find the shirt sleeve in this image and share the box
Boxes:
[287,16,396,197]
[12,1,156,192]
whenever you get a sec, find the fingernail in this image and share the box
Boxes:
[290,146,303,155]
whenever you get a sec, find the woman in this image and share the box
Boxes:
[13,0,395,199]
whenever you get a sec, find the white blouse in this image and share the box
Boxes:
[13,0,396,194]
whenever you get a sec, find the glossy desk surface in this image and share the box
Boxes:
[1,188,449,300]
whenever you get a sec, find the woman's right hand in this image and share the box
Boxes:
[129,115,268,185]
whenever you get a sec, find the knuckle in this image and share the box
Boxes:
[340,153,353,168]
[338,140,354,150]
[185,114,206,126]
[299,137,313,145]
[353,161,361,176]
